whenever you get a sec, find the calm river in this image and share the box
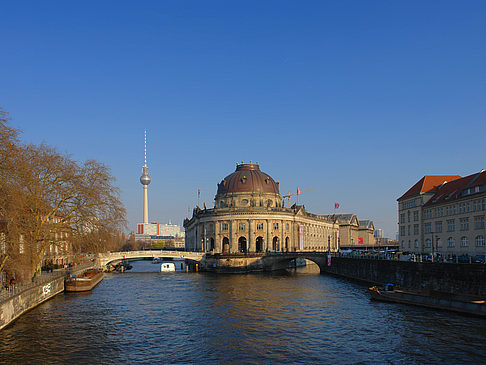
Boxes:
[1,260,486,364]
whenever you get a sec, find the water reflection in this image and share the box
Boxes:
[0,260,485,364]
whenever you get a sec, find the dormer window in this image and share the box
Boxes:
[241,176,247,183]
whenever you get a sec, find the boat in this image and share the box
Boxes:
[369,284,486,317]
[160,262,176,272]
[65,269,104,292]
[114,259,133,272]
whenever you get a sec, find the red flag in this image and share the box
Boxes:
[297,187,302,195]
[198,189,201,198]
[334,202,340,209]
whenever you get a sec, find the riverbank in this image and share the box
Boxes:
[322,256,486,297]
[0,262,95,330]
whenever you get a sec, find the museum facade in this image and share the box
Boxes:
[184,163,340,254]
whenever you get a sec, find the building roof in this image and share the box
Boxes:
[322,213,358,225]
[397,175,462,201]
[359,220,374,229]
[423,170,486,207]
[216,164,279,196]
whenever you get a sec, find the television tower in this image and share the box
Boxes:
[140,129,151,224]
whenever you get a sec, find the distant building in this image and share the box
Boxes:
[398,170,486,257]
[134,221,185,249]
[321,214,377,249]
[374,229,384,239]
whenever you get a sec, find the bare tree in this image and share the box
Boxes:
[0,108,127,279]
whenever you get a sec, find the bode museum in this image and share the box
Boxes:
[184,163,376,254]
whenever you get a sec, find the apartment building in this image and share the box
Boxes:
[398,170,486,257]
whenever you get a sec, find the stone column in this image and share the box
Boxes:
[266,219,270,252]
[248,219,252,252]
[281,219,284,252]
[203,224,207,252]
[215,220,220,253]
[229,220,234,253]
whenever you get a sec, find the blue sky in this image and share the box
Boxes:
[1,1,485,237]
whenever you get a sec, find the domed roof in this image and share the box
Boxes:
[217,164,279,196]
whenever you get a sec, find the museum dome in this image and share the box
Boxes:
[216,164,280,196]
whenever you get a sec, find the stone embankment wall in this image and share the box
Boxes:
[0,262,96,330]
[0,276,64,330]
[323,257,486,297]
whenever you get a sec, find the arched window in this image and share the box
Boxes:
[461,236,468,247]
[425,239,431,248]
[447,237,455,247]
[414,239,418,248]
[476,235,485,247]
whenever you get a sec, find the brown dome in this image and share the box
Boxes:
[217,164,279,195]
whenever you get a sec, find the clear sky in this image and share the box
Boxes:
[1,1,485,238]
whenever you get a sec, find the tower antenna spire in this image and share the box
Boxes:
[144,129,147,167]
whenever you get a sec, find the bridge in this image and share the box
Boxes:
[96,250,333,273]
[96,250,205,267]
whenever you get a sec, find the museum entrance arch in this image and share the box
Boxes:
[255,236,264,253]
[238,236,247,253]
[272,236,280,251]
[222,237,230,253]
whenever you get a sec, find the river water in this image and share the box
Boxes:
[1,260,486,364]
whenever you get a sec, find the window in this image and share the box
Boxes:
[239,223,246,231]
[425,238,431,248]
[436,238,441,248]
[474,215,485,229]
[435,221,442,233]
[447,237,455,248]
[400,213,405,223]
[408,240,411,248]
[400,226,406,236]
[414,239,418,248]
[414,224,419,235]
[447,219,455,232]
[408,225,411,235]
[425,223,431,234]
[460,218,469,231]
[461,236,468,247]
[222,223,229,231]
[401,240,405,248]
[476,235,485,247]
[273,223,279,230]
[413,211,419,222]
[285,223,289,230]
[256,222,263,230]
[408,211,411,223]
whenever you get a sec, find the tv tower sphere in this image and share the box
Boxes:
[140,166,151,185]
